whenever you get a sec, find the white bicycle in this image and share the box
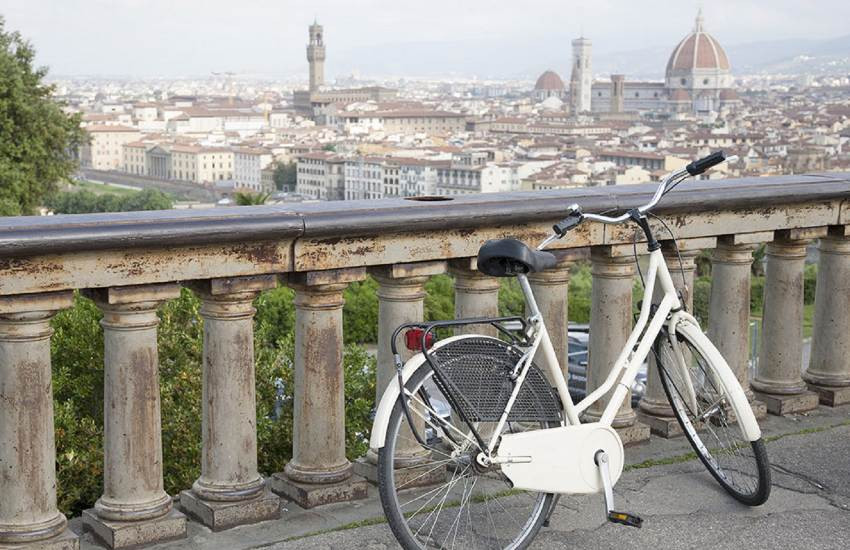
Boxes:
[371,152,771,549]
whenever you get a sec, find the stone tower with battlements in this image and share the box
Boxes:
[307,21,326,92]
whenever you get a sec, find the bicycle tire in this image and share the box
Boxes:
[378,356,557,550]
[655,325,771,506]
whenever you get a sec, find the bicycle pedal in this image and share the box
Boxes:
[607,511,643,528]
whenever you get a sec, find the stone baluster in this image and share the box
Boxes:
[180,276,280,531]
[82,284,186,549]
[0,291,78,549]
[354,262,447,487]
[638,245,700,437]
[527,254,574,380]
[271,269,368,509]
[751,235,820,415]
[804,228,850,406]
[707,237,767,418]
[584,247,649,444]
[449,258,500,336]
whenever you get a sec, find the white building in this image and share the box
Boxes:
[234,147,273,192]
[296,152,345,200]
[396,158,445,197]
[344,157,385,200]
[80,125,142,170]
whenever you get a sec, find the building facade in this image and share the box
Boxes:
[80,125,142,170]
[234,148,273,191]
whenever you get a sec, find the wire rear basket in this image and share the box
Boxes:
[425,336,562,423]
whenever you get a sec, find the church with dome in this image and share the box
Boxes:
[532,10,739,115]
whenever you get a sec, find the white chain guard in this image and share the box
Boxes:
[496,422,624,494]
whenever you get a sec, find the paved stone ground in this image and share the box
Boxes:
[73,405,850,550]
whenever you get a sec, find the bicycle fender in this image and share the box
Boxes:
[369,335,471,450]
[369,352,426,450]
[672,318,762,442]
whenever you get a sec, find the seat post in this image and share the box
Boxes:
[517,274,541,319]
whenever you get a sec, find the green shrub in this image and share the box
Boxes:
[343,277,379,344]
[568,263,592,323]
[156,289,204,499]
[254,285,295,348]
[424,274,454,321]
[692,276,712,325]
[51,294,105,515]
[45,188,173,214]
[499,277,525,317]
[803,263,817,305]
[750,276,765,314]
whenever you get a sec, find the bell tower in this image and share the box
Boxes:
[306,21,325,92]
[570,37,593,114]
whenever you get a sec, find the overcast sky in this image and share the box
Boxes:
[2,0,849,79]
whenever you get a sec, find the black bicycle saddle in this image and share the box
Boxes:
[477,238,557,277]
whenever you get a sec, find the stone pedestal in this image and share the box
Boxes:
[271,270,368,508]
[179,487,280,532]
[585,249,649,445]
[0,292,78,549]
[179,276,280,530]
[804,233,850,406]
[82,508,185,550]
[82,284,186,548]
[751,240,819,415]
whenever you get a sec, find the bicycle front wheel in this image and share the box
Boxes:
[378,337,559,550]
[655,324,771,506]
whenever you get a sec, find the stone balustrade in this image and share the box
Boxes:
[1,173,850,549]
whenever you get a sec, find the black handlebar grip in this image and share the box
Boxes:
[553,212,583,238]
[686,151,726,176]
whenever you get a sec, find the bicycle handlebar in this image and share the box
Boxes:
[544,151,736,247]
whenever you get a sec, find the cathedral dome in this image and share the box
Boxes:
[535,70,565,91]
[666,10,730,76]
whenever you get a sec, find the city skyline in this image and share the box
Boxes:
[3,0,850,79]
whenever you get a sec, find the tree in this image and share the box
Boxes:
[233,191,270,205]
[272,161,297,192]
[0,18,85,215]
[45,188,173,214]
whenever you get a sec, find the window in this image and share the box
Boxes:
[680,78,687,86]
[703,78,709,85]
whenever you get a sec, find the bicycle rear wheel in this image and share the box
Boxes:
[655,325,771,506]
[378,336,560,550]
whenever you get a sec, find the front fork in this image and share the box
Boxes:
[660,312,699,412]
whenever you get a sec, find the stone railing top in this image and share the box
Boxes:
[1,173,848,258]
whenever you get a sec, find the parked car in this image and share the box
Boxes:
[566,324,647,408]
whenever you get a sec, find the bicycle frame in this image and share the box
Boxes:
[493,246,682,446]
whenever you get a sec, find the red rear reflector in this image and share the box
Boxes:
[404,328,435,351]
